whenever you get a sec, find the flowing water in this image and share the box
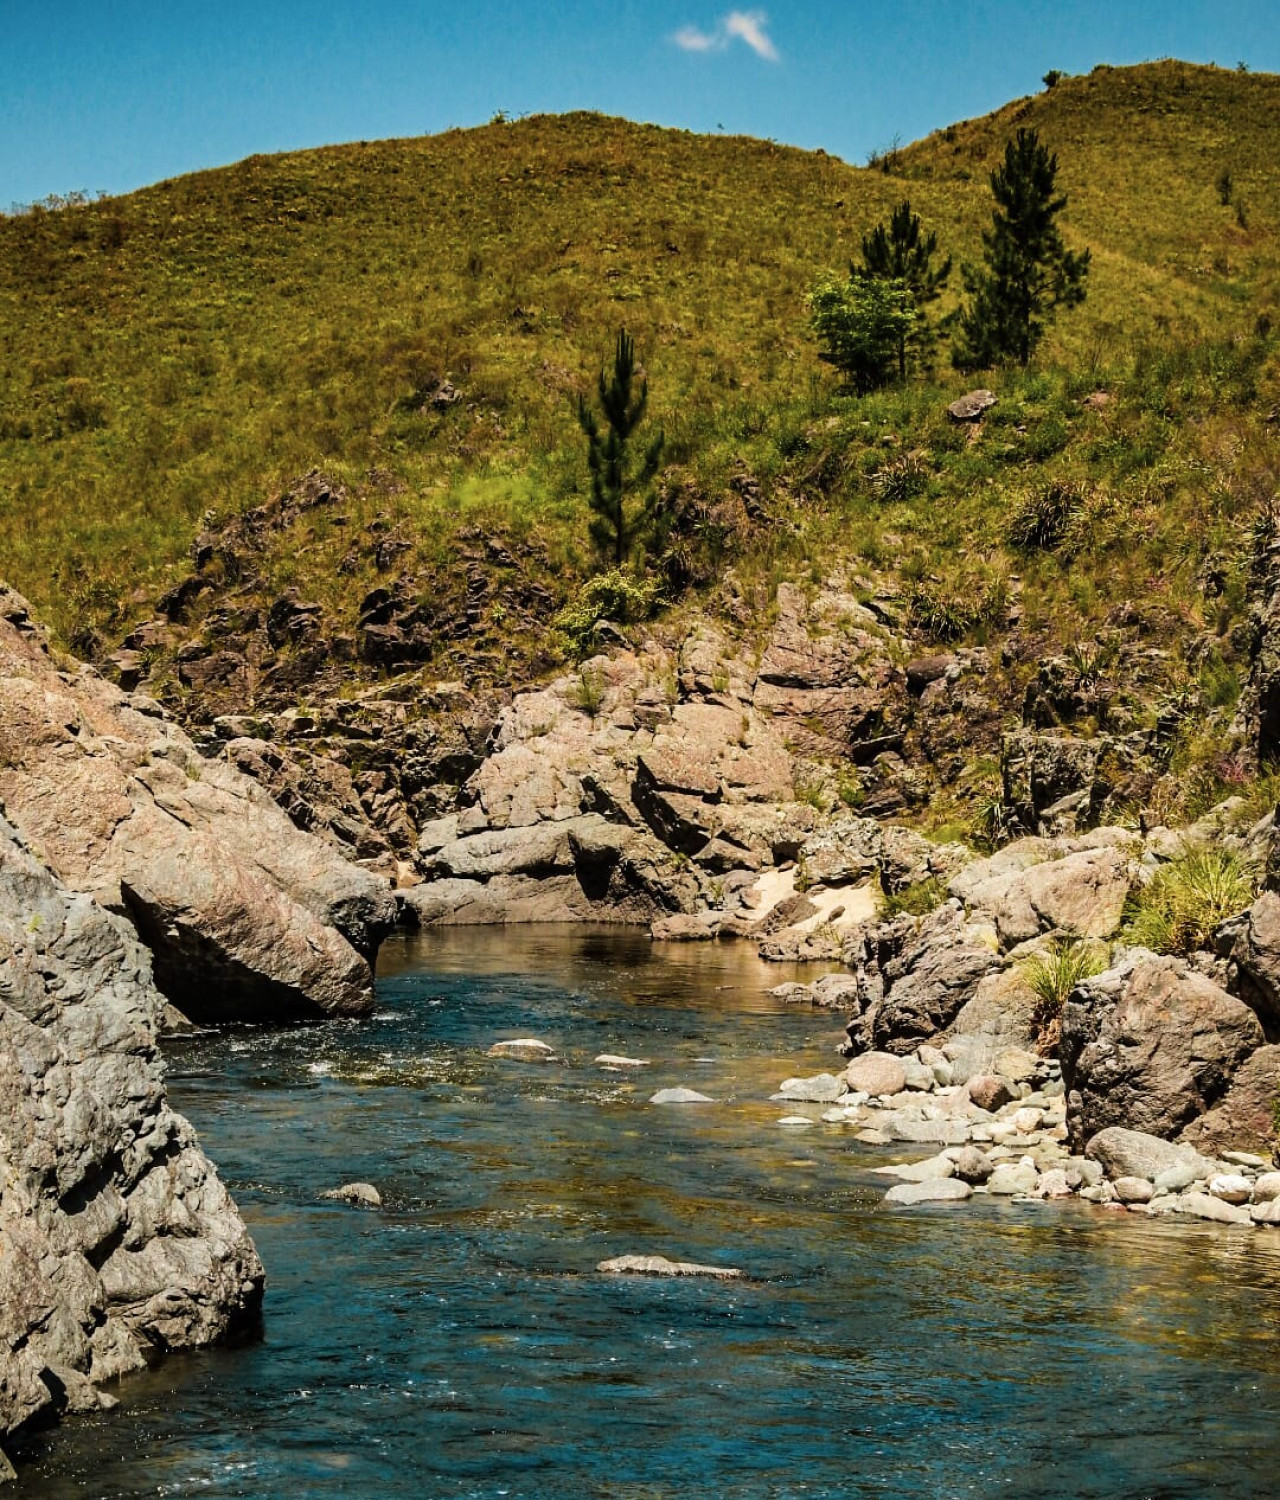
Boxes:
[15,928,1280,1499]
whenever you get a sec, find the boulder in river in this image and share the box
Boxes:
[597,1255,742,1279]
[487,1038,556,1061]
[321,1183,383,1208]
[1084,1127,1216,1184]
[649,1088,715,1105]
[882,1179,973,1205]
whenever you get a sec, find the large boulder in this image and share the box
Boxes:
[1061,954,1264,1147]
[1179,1045,1280,1158]
[1225,890,1280,1039]
[1084,1127,1216,1184]
[0,818,262,1442]
[847,901,1001,1056]
[949,833,1136,948]
[0,588,395,1022]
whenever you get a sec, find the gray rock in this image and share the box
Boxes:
[649,1088,715,1105]
[1252,1172,1280,1203]
[987,1162,1040,1196]
[598,1255,741,1279]
[775,1073,848,1104]
[1086,1127,1217,1184]
[1176,1193,1253,1226]
[949,1146,995,1184]
[0,816,262,1438]
[1251,1200,1280,1225]
[873,1155,956,1183]
[1113,1176,1154,1204]
[1062,955,1264,1146]
[883,1179,973,1205]
[321,1183,382,1208]
[487,1038,555,1061]
[1207,1174,1252,1206]
[946,388,997,422]
[884,1117,971,1146]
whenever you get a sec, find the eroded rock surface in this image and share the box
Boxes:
[0,818,262,1442]
[0,587,394,1021]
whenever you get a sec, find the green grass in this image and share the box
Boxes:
[1123,846,1259,955]
[0,63,1277,817]
[1020,936,1108,1036]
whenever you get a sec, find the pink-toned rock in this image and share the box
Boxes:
[967,1074,1015,1113]
[845,1052,908,1097]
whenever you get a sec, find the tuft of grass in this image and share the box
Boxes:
[1007,480,1085,552]
[882,876,948,918]
[1124,845,1258,955]
[1020,936,1107,1034]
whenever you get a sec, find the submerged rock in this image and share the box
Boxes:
[321,1183,382,1208]
[487,1038,556,1062]
[649,1088,715,1105]
[882,1179,973,1205]
[597,1255,742,1279]
[595,1054,650,1068]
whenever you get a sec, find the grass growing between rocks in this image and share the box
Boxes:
[1021,936,1108,1041]
[1123,846,1259,956]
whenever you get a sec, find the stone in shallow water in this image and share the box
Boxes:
[487,1039,555,1061]
[1251,1200,1280,1226]
[1177,1193,1253,1226]
[883,1179,973,1205]
[1208,1175,1253,1206]
[774,1072,847,1103]
[320,1182,382,1208]
[597,1255,742,1279]
[987,1162,1039,1196]
[872,1154,955,1183]
[595,1054,650,1068]
[845,1052,907,1097]
[1252,1173,1280,1204]
[1113,1177,1153,1205]
[949,1146,995,1184]
[777,1116,815,1128]
[650,1088,715,1105]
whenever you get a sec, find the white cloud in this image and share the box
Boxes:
[671,10,780,62]
[724,10,779,62]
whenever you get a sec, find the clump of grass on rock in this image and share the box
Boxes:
[1123,846,1258,955]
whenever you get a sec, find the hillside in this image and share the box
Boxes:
[0,60,1278,835]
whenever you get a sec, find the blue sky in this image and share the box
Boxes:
[3,1,1278,206]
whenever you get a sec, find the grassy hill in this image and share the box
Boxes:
[0,60,1278,826]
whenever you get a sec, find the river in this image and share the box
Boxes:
[14,928,1280,1498]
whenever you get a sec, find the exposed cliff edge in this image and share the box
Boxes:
[0,814,262,1459]
[0,587,396,1023]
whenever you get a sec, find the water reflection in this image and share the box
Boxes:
[14,927,1280,1499]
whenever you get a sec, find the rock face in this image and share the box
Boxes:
[1061,954,1264,1147]
[1225,891,1280,1039]
[0,587,395,1022]
[1179,1046,1280,1157]
[0,817,262,1440]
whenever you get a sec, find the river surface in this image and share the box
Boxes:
[15,928,1280,1498]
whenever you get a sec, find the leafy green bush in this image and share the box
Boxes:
[1007,480,1084,551]
[1020,936,1107,1032]
[808,275,916,394]
[553,570,657,657]
[1124,846,1258,955]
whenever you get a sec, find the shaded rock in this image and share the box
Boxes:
[649,1088,715,1105]
[320,1183,382,1208]
[597,1255,741,1279]
[845,1052,907,1097]
[883,1179,973,1205]
[652,913,721,942]
[1178,1045,1280,1158]
[1061,955,1264,1146]
[1226,892,1280,1038]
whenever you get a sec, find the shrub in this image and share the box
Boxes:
[553,569,657,657]
[1007,480,1084,551]
[872,452,930,503]
[1124,846,1258,955]
[1021,936,1106,1034]
[882,877,948,918]
[808,274,916,394]
[908,576,1008,642]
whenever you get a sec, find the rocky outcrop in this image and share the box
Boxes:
[0,817,262,1444]
[948,831,1137,946]
[0,587,395,1022]
[1061,953,1265,1148]
[1225,890,1280,1040]
[1179,1046,1280,1157]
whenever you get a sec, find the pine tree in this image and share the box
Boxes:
[953,128,1090,369]
[577,330,665,568]
[854,200,951,378]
